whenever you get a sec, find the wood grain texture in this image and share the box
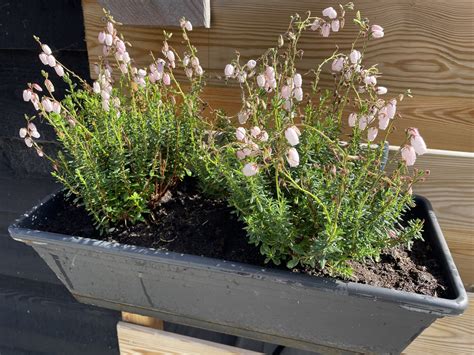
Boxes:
[97,0,210,27]
[117,321,263,355]
[82,0,474,151]
[122,311,163,329]
[388,149,474,287]
[404,292,474,354]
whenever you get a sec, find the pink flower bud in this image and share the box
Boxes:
[256,74,266,88]
[371,25,384,39]
[122,52,131,64]
[19,128,28,138]
[247,59,257,69]
[321,23,331,37]
[42,98,53,112]
[286,147,300,167]
[285,126,300,146]
[119,63,128,74]
[163,73,171,86]
[47,55,56,67]
[23,89,32,102]
[36,147,44,157]
[348,113,357,127]
[242,162,258,176]
[387,99,397,119]
[322,7,337,19]
[104,34,113,46]
[331,19,340,32]
[98,31,106,44]
[377,86,388,95]
[44,79,54,93]
[224,64,235,77]
[367,127,378,141]
[250,126,261,138]
[185,20,193,31]
[293,73,302,88]
[236,150,247,160]
[331,57,344,72]
[358,115,368,130]
[52,101,61,114]
[281,85,291,100]
[24,137,33,147]
[166,50,175,62]
[32,83,42,92]
[39,52,49,65]
[401,145,416,166]
[293,87,303,101]
[235,127,246,142]
[408,128,427,155]
[107,22,114,34]
[350,50,361,64]
[364,75,377,86]
[54,65,64,77]
[41,44,52,55]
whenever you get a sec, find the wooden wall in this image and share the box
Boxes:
[81,0,474,287]
[82,0,474,152]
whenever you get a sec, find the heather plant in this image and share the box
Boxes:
[198,4,429,277]
[20,14,206,230]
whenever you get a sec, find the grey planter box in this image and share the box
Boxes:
[9,192,468,354]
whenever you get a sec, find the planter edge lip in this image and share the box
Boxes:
[8,191,468,316]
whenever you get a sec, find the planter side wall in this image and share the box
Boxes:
[28,241,436,354]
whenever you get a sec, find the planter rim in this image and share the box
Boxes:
[9,191,468,316]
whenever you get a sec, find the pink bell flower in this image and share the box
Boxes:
[54,65,64,77]
[401,145,416,166]
[367,127,378,141]
[286,147,300,167]
[39,52,49,65]
[235,127,247,142]
[321,23,331,37]
[224,64,235,77]
[331,19,340,32]
[331,57,344,72]
[322,7,338,19]
[242,162,258,176]
[41,44,52,55]
[408,128,427,155]
[371,25,384,39]
[285,126,300,146]
[348,112,357,127]
[350,50,361,64]
[377,86,388,95]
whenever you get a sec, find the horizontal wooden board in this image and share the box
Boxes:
[404,292,474,354]
[117,321,263,354]
[82,0,474,152]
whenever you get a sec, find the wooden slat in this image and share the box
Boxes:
[117,321,263,355]
[97,0,210,28]
[404,292,474,354]
[122,311,163,330]
[82,0,474,152]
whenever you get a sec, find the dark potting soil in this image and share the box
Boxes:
[33,180,449,298]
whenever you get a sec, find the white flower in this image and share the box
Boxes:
[166,50,175,62]
[235,127,246,142]
[39,52,49,65]
[321,23,331,37]
[408,128,427,155]
[322,7,337,19]
[247,59,257,69]
[285,126,300,146]
[331,57,344,72]
[98,31,106,44]
[28,123,40,138]
[44,79,54,93]
[401,145,416,166]
[371,25,384,39]
[185,20,193,31]
[331,19,340,32]
[281,85,291,100]
[163,73,171,86]
[256,74,266,88]
[293,73,302,88]
[105,34,113,46]
[349,50,361,64]
[191,56,200,68]
[250,126,261,138]
[348,112,357,127]
[52,101,61,114]
[19,128,27,138]
[24,137,33,147]
[23,89,32,102]
[224,64,235,77]
[41,98,53,112]
[107,22,114,34]
[93,81,101,94]
[259,130,269,142]
[364,75,377,86]
[242,162,258,176]
[377,86,388,95]
[310,20,321,31]
[47,55,56,67]
[387,99,397,119]
[286,147,300,167]
[293,87,303,102]
[54,65,64,77]
[41,44,52,55]
[367,127,378,141]
[358,115,368,130]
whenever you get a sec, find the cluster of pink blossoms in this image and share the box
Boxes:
[310,6,344,37]
[235,125,269,177]
[401,128,427,166]
[38,44,65,77]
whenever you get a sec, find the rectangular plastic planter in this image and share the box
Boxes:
[9,191,468,354]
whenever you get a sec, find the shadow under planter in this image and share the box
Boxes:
[8,192,468,354]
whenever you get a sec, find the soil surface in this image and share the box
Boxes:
[33,179,449,298]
